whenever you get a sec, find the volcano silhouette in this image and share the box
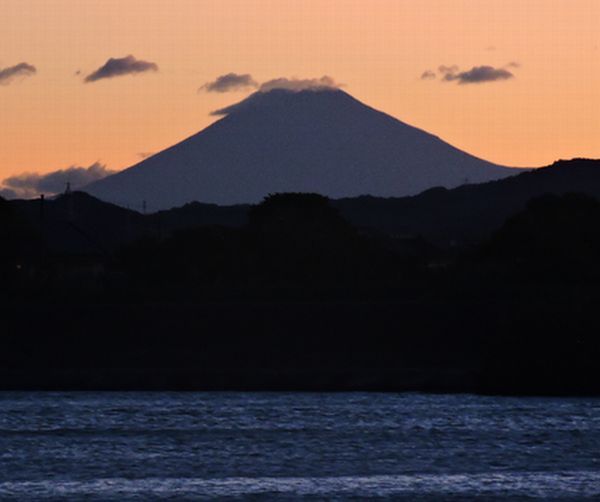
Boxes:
[84,88,519,209]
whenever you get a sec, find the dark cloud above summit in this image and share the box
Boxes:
[84,55,158,83]
[0,163,116,199]
[209,75,342,116]
[0,62,37,85]
[200,73,258,93]
[203,74,341,100]
[259,76,340,92]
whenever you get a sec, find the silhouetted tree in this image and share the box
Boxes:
[247,193,381,283]
[483,193,600,279]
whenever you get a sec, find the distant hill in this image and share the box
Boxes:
[10,192,145,256]
[84,88,518,209]
[9,192,248,256]
[333,158,600,245]
[10,158,600,255]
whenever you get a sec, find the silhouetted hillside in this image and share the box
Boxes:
[482,192,600,278]
[334,158,600,246]
[9,192,248,258]
[150,200,249,233]
[10,191,144,257]
[0,195,39,268]
[115,194,409,298]
[473,193,600,394]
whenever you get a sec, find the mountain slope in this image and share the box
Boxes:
[84,89,519,209]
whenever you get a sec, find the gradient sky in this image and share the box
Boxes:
[1,0,599,181]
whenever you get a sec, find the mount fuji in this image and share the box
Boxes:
[84,88,520,209]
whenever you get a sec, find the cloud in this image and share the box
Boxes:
[209,75,343,116]
[428,64,516,84]
[422,63,519,84]
[438,65,459,75]
[0,187,17,199]
[84,55,158,83]
[0,163,116,199]
[259,76,341,92]
[446,65,514,84]
[0,62,37,85]
[200,73,258,93]
[420,70,436,80]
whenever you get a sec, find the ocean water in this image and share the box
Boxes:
[0,392,598,500]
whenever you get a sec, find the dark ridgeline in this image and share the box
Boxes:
[2,158,600,394]
[334,158,600,246]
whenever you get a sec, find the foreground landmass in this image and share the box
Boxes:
[2,159,600,394]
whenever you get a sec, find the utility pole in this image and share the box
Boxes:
[39,194,45,267]
[65,182,74,221]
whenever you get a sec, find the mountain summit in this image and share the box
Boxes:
[85,88,519,209]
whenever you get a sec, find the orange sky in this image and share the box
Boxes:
[1,0,599,180]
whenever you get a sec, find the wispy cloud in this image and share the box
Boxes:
[0,163,116,199]
[420,70,436,80]
[438,65,459,75]
[84,55,158,83]
[200,73,258,93]
[0,62,37,85]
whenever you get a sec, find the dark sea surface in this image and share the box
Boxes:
[0,392,598,500]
